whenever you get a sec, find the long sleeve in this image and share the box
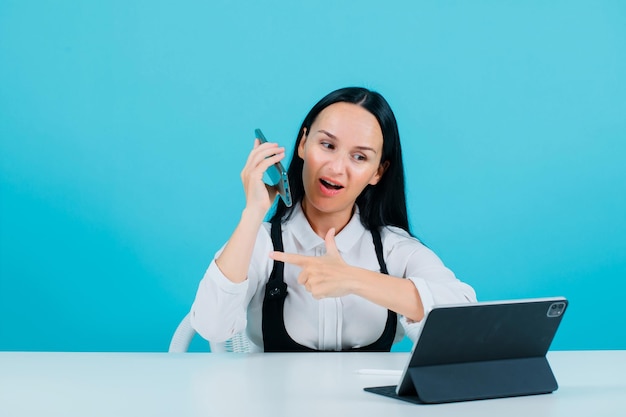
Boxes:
[382,227,477,342]
[189,225,273,346]
[190,260,249,343]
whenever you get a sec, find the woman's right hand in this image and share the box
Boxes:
[215,139,286,284]
[240,139,286,217]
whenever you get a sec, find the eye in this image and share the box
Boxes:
[352,153,367,162]
[321,141,334,150]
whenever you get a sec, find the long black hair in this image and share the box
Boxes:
[270,87,412,235]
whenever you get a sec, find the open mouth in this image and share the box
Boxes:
[320,178,344,190]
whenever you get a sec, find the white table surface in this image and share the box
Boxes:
[1,350,624,417]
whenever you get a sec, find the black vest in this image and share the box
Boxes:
[261,218,397,352]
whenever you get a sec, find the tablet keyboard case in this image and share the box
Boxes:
[366,298,567,404]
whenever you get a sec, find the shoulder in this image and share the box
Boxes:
[379,226,444,262]
[380,225,424,250]
[379,226,451,275]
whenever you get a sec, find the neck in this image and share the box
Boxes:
[301,200,354,238]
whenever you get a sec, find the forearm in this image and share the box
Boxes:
[349,268,425,322]
[215,207,266,283]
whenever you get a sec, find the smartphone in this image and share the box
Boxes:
[255,128,293,207]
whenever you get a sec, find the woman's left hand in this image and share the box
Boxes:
[269,228,355,299]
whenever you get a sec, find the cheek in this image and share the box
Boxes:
[301,158,317,185]
[301,151,325,175]
[354,164,380,182]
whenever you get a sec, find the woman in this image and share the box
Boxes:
[190,87,476,352]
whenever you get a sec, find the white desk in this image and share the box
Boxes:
[0,351,624,417]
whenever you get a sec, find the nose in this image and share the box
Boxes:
[327,153,347,175]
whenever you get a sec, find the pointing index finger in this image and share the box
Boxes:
[269,251,311,266]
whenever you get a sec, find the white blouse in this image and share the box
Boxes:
[190,204,476,351]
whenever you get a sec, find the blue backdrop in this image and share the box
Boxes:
[1,1,625,352]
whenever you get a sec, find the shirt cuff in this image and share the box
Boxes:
[407,276,436,318]
[399,277,435,342]
[206,259,249,295]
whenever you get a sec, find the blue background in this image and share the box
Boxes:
[1,1,625,352]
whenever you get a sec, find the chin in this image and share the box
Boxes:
[304,195,353,216]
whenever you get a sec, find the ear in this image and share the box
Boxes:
[297,127,308,159]
[369,160,390,186]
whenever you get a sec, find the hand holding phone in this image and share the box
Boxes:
[255,129,293,207]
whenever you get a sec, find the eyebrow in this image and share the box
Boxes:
[317,129,378,154]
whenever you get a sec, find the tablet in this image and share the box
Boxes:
[365,296,568,404]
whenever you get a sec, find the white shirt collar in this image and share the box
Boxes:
[288,203,369,253]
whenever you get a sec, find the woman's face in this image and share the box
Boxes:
[298,102,386,221]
